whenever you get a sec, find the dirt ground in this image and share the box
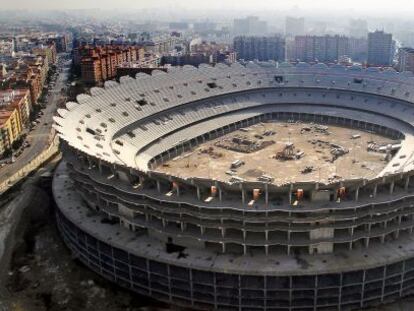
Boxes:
[1,184,169,311]
[157,121,397,185]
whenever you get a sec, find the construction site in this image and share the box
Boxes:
[53,62,414,311]
[157,121,398,185]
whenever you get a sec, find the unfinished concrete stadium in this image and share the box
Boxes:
[53,62,414,311]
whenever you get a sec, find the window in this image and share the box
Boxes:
[274,76,283,83]
[122,111,129,117]
[127,131,135,138]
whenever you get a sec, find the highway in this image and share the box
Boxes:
[0,54,70,183]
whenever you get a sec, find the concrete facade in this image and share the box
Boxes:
[53,62,414,310]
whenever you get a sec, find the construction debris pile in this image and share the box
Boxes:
[330,143,349,162]
[274,142,305,161]
[301,124,330,135]
[309,139,349,162]
[301,166,314,174]
[198,146,223,159]
[367,141,402,162]
[215,133,275,153]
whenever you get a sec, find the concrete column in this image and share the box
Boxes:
[221,227,225,238]
[222,243,226,253]
[360,270,366,308]
[265,230,269,242]
[373,184,377,198]
[390,181,395,195]
[241,189,246,204]
[289,185,293,205]
[355,187,359,201]
[196,186,201,200]
[265,183,269,206]
[243,230,246,241]
[265,245,269,256]
[394,230,400,239]
[200,226,205,235]
[405,176,410,191]
[243,244,247,255]
[176,184,180,197]
[364,237,369,248]
[156,180,161,193]
[219,188,222,202]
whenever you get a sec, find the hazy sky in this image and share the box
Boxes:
[3,0,414,14]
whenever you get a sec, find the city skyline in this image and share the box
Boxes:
[2,0,414,16]
[3,2,414,311]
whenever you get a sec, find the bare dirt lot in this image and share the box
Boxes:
[158,121,398,185]
[1,184,169,311]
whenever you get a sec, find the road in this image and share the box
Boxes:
[0,54,70,184]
